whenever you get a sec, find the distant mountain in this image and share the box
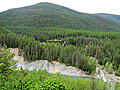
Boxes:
[96,13,120,24]
[0,2,120,32]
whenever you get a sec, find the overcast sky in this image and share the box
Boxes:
[0,0,120,15]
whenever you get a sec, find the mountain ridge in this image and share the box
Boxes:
[0,2,120,32]
[96,13,120,24]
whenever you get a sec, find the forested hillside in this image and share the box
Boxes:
[0,2,120,32]
[1,47,119,90]
[1,1,120,89]
[96,13,120,24]
[5,27,120,42]
[1,26,120,76]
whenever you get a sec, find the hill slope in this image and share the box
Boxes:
[0,2,120,32]
[96,13,120,24]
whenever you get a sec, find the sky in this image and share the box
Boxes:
[0,0,120,15]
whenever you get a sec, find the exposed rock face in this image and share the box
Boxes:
[96,64,120,83]
[10,48,88,77]
[10,48,120,84]
[96,67,107,82]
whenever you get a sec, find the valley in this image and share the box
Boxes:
[0,2,120,90]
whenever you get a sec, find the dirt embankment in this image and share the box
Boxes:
[10,48,120,82]
[10,48,88,77]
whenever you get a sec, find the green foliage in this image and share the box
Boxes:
[115,65,120,76]
[0,27,98,74]
[2,27,120,42]
[0,70,116,90]
[0,26,119,89]
[0,70,78,89]
[108,63,114,74]
[97,13,120,24]
[1,26,120,75]
[0,46,16,87]
[62,35,120,75]
[0,2,120,32]
[105,62,114,74]
[115,82,120,90]
[105,62,110,70]
[0,2,120,89]
[0,46,16,75]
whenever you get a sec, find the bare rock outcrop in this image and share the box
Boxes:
[10,48,88,77]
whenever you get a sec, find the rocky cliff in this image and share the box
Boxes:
[10,48,88,77]
[10,48,120,83]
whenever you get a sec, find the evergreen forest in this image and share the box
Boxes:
[0,2,120,90]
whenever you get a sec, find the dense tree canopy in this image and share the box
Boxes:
[0,26,120,75]
[0,2,120,89]
[0,2,120,32]
[0,46,120,90]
